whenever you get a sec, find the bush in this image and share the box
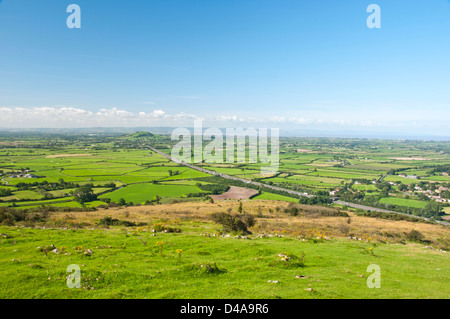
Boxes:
[405,229,426,243]
[282,203,348,218]
[355,211,432,224]
[152,223,182,233]
[211,212,257,235]
[97,216,138,227]
[0,208,26,224]
[240,213,256,228]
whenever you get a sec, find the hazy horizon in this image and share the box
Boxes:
[1,126,449,141]
[1,1,450,137]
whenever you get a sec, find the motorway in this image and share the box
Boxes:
[150,147,450,226]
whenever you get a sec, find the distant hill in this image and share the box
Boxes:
[123,131,164,140]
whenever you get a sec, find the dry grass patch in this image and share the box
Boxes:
[47,200,450,247]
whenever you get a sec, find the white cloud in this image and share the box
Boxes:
[0,106,201,128]
[0,106,448,137]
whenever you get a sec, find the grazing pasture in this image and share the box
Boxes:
[0,200,449,299]
[99,183,204,204]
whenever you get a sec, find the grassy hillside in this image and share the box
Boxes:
[0,200,448,299]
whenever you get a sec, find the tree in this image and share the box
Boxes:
[73,184,97,204]
[398,183,407,192]
[0,188,12,197]
[421,202,443,218]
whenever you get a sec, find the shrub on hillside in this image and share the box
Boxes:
[152,223,182,233]
[283,203,348,218]
[405,229,426,243]
[97,216,142,227]
[211,212,257,235]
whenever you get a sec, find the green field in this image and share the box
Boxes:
[99,183,204,204]
[352,184,377,191]
[1,134,450,215]
[379,197,428,209]
[252,192,299,203]
[0,133,449,300]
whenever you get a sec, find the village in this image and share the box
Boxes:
[3,169,38,179]
[329,173,450,205]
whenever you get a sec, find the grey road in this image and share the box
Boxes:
[150,147,450,226]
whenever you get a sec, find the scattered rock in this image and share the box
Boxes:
[425,246,447,253]
[278,253,291,261]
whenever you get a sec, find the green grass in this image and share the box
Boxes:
[252,192,299,203]
[384,176,419,185]
[379,197,428,209]
[0,190,44,201]
[0,225,448,299]
[353,184,377,191]
[99,183,204,204]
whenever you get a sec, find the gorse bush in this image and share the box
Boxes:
[97,216,145,227]
[355,211,433,224]
[240,213,256,228]
[405,229,426,243]
[282,203,348,218]
[152,223,182,233]
[0,208,49,226]
[211,212,257,235]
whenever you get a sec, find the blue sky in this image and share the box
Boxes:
[0,0,449,137]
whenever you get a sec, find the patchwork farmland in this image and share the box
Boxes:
[0,132,449,300]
